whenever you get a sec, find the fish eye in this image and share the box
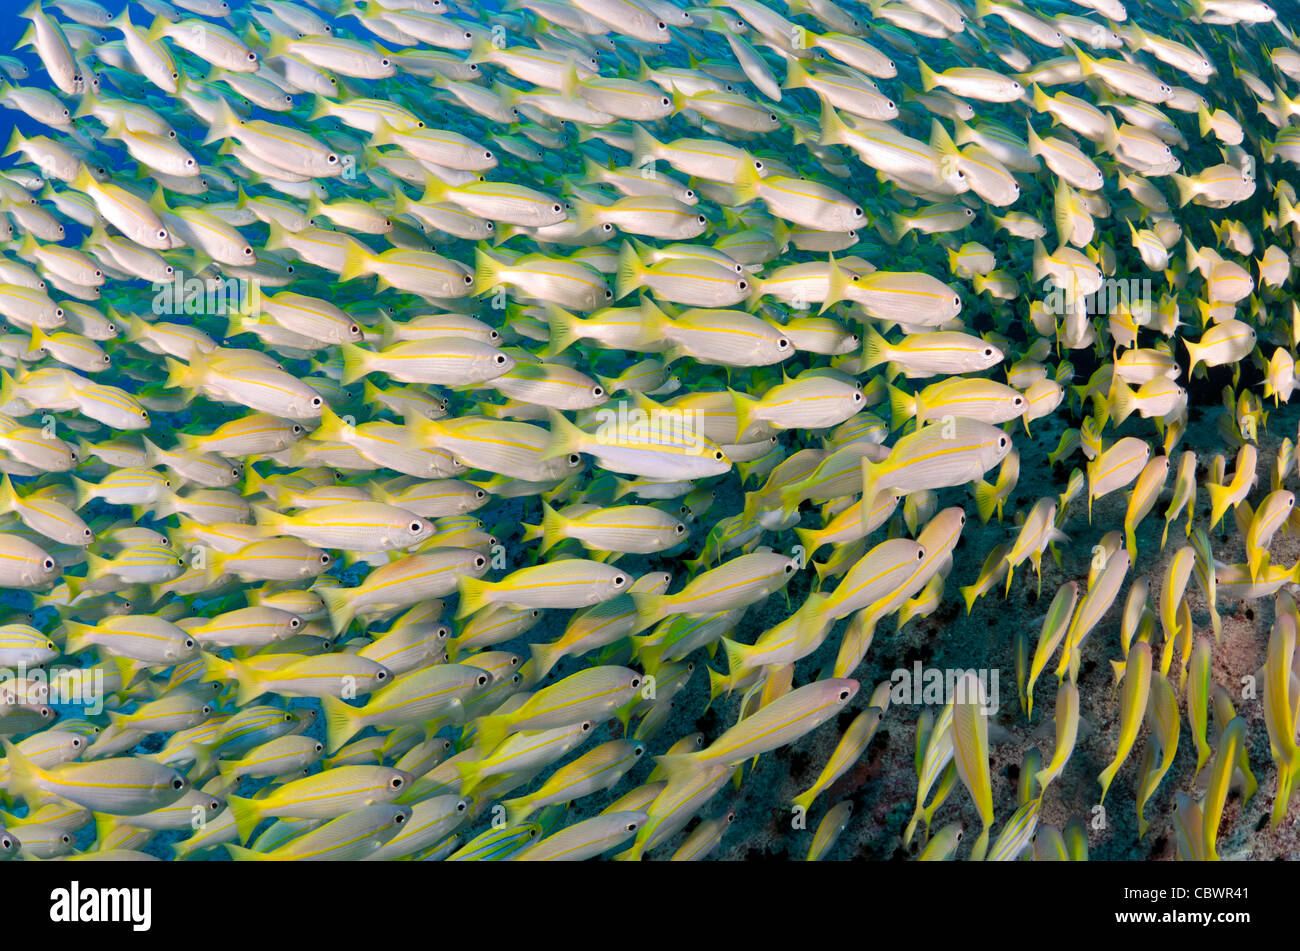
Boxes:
[375,670,388,680]
[311,397,322,406]
[409,521,422,533]
[593,385,604,396]
[739,280,749,290]
[56,307,64,318]
[248,52,257,61]
[778,338,790,349]
[495,354,507,364]
[768,114,777,122]
[315,742,324,752]
[171,72,178,80]
[714,450,724,460]
[476,673,489,686]
[999,436,1007,447]
[327,154,338,164]
[552,203,562,212]
[838,688,850,701]
[853,391,863,402]
[567,453,581,465]
[613,574,627,586]
[42,558,54,570]
[475,555,486,567]
[661,97,670,106]
[171,777,184,789]
[381,58,390,67]
[320,554,331,564]
[657,20,666,29]
[390,776,403,788]
[158,229,168,239]
[675,523,685,533]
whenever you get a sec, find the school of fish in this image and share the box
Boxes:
[0,0,1296,862]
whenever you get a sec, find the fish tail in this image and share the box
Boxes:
[1197,101,1214,138]
[1109,377,1137,425]
[317,585,356,636]
[455,574,493,619]
[455,761,483,796]
[62,619,94,654]
[320,694,361,755]
[972,479,999,525]
[339,241,373,283]
[310,403,350,444]
[705,664,732,704]
[538,500,567,555]
[817,99,847,147]
[570,197,602,235]
[0,473,17,515]
[527,640,563,682]
[917,58,937,92]
[730,388,761,441]
[1,127,23,158]
[781,56,808,90]
[543,304,581,357]
[793,525,821,558]
[630,124,660,168]
[615,241,645,300]
[731,158,761,204]
[540,407,586,462]
[860,459,879,529]
[631,591,667,632]
[1206,482,1232,531]
[502,797,534,827]
[1171,173,1195,207]
[819,254,851,314]
[227,794,263,844]
[1030,83,1050,114]
[339,342,372,385]
[886,381,915,430]
[202,96,242,148]
[0,739,44,806]
[471,715,508,752]
[227,657,265,707]
[472,246,502,296]
[251,503,287,536]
